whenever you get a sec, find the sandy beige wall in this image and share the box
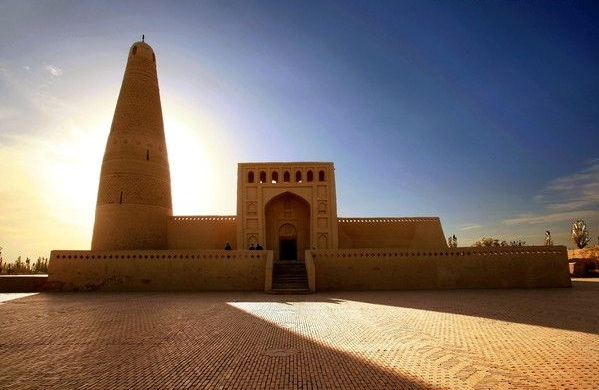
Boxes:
[311,246,570,290]
[48,250,268,292]
[338,218,447,249]
[568,247,599,259]
[167,216,237,250]
[48,247,569,292]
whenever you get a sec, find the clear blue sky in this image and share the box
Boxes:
[1,0,598,260]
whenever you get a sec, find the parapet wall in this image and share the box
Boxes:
[568,247,599,260]
[338,217,446,249]
[48,246,570,292]
[167,216,237,250]
[0,275,48,292]
[48,249,268,292]
[311,246,571,290]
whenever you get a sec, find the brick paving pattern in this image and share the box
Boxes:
[0,280,598,390]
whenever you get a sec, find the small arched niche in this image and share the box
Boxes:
[319,170,325,181]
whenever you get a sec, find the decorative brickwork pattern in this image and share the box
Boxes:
[52,251,264,261]
[237,162,339,252]
[338,217,442,223]
[170,216,236,222]
[1,285,597,389]
[92,42,172,250]
[97,175,171,208]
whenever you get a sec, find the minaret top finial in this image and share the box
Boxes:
[142,34,145,42]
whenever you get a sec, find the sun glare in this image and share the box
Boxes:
[165,117,221,215]
[43,123,103,216]
[163,99,238,216]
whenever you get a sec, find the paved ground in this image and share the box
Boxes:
[0,280,597,390]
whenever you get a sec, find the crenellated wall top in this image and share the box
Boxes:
[338,217,441,224]
[51,249,265,261]
[310,245,567,258]
[170,216,236,223]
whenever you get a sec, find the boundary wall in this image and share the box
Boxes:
[167,216,237,250]
[48,247,570,292]
[568,247,599,260]
[48,250,269,292]
[338,217,446,249]
[0,275,48,292]
[309,246,571,290]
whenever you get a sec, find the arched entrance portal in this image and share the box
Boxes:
[278,223,297,260]
[265,193,310,261]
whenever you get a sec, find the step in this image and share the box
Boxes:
[271,261,311,293]
[270,288,311,295]
[273,281,308,286]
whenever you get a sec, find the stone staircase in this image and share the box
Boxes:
[271,261,310,294]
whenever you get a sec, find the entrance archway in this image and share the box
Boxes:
[279,223,297,260]
[265,193,310,261]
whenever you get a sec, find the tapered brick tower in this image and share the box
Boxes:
[91,41,172,250]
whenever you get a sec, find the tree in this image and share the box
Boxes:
[473,237,505,247]
[544,231,553,246]
[32,257,49,274]
[572,220,591,249]
[472,237,525,247]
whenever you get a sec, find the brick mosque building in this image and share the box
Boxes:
[49,41,570,292]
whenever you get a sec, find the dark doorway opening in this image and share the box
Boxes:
[279,239,297,261]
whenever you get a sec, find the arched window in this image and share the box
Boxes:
[248,171,255,183]
[259,171,266,183]
[283,171,290,182]
[307,170,314,182]
[132,46,137,55]
[318,170,325,181]
[271,171,279,183]
[295,171,302,183]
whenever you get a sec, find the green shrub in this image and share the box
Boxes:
[472,237,526,247]
[0,248,48,274]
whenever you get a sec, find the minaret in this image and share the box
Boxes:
[91,41,172,250]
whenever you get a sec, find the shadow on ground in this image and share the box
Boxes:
[0,292,434,390]
[318,279,599,335]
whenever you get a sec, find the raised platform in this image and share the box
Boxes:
[48,250,270,292]
[307,246,571,290]
[48,246,571,292]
